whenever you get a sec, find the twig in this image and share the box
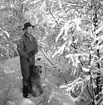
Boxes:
[38,47,68,84]
[3,84,12,105]
[49,9,61,27]
[86,84,93,99]
[38,47,58,70]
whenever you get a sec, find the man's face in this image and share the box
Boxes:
[27,26,33,35]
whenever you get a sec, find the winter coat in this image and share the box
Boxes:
[17,33,38,86]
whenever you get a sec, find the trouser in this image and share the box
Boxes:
[20,57,35,86]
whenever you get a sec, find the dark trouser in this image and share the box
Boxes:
[20,57,35,86]
[20,56,35,97]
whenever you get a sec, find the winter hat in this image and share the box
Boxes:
[22,22,35,30]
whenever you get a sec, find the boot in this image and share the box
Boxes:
[28,77,32,94]
[23,85,28,98]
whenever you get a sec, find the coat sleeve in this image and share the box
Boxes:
[33,37,38,55]
[17,38,29,59]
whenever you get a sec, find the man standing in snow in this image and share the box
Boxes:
[17,22,38,98]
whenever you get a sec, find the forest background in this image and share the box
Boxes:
[0,0,103,105]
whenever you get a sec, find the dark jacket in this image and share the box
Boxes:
[17,33,38,65]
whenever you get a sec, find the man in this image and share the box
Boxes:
[17,22,38,98]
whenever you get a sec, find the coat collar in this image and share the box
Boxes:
[24,32,33,41]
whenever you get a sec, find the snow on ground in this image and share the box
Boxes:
[0,52,63,105]
[0,51,92,105]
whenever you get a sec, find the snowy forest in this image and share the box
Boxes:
[0,0,103,105]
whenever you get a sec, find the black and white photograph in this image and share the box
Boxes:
[0,0,103,105]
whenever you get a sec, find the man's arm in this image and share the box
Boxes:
[30,37,38,56]
[34,37,38,55]
[17,38,29,59]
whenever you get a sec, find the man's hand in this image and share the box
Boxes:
[31,49,35,55]
[29,49,35,57]
[28,57,33,63]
